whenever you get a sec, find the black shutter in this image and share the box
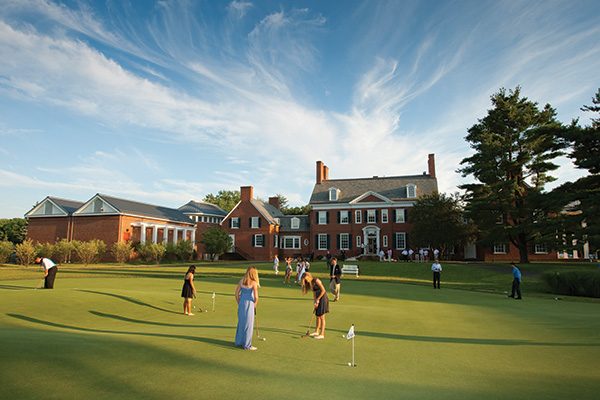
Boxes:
[258,217,262,228]
[349,211,352,224]
[336,234,340,250]
[375,210,379,222]
[337,211,340,224]
[326,234,330,250]
[229,218,232,228]
[326,211,329,224]
[261,234,265,246]
[393,233,397,249]
[315,235,318,249]
[349,234,352,249]
[364,210,367,223]
[405,233,409,248]
[248,217,252,228]
[393,209,397,223]
[252,235,255,247]
[404,209,407,223]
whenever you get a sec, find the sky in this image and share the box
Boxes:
[0,0,599,218]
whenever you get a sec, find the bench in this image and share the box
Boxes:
[341,264,359,277]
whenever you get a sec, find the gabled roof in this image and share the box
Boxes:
[76,194,194,225]
[251,199,284,225]
[179,201,227,217]
[25,196,84,217]
[278,215,310,232]
[309,175,438,204]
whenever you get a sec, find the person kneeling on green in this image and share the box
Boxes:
[35,256,58,289]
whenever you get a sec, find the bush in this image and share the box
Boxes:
[111,241,133,263]
[0,240,14,263]
[15,239,36,265]
[136,243,166,264]
[35,242,55,259]
[54,239,74,264]
[176,240,194,261]
[164,243,178,261]
[542,270,600,298]
[73,240,105,265]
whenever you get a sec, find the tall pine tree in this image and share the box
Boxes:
[459,87,566,263]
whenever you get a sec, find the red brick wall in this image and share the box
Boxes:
[278,232,312,259]
[480,243,558,262]
[223,201,278,261]
[26,217,71,243]
[73,215,121,245]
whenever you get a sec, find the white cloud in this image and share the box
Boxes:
[227,1,253,19]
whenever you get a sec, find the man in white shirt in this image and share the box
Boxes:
[35,256,58,289]
[431,260,442,289]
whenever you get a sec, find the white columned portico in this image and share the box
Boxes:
[172,228,178,244]
[152,225,158,244]
[140,223,147,244]
[191,229,196,244]
[162,226,169,244]
[362,226,381,255]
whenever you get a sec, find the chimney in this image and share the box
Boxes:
[268,196,281,210]
[323,165,329,181]
[428,154,436,178]
[240,186,254,202]
[316,161,324,184]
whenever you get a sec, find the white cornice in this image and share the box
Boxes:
[312,202,415,210]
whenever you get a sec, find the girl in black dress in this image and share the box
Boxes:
[301,272,329,339]
[181,265,197,315]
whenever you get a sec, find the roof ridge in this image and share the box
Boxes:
[98,193,182,211]
[322,174,435,182]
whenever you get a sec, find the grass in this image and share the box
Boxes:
[1,260,599,399]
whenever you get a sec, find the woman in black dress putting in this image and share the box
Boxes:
[301,272,329,339]
[181,265,197,315]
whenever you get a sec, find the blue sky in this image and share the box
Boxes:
[0,0,598,218]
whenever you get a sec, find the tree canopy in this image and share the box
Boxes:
[203,190,240,212]
[201,226,232,261]
[459,87,566,263]
[0,218,28,244]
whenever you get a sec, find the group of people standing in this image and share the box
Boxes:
[400,247,441,262]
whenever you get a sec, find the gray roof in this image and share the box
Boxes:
[48,197,84,215]
[179,200,227,216]
[309,175,438,204]
[99,194,194,225]
[278,215,310,232]
[250,199,284,224]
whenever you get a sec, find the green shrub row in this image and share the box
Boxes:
[542,270,600,298]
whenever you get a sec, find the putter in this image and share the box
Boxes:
[254,308,266,341]
[301,311,316,338]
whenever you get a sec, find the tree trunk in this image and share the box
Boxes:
[517,232,529,264]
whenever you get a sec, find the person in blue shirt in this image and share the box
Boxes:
[508,263,522,299]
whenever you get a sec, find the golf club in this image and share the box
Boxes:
[301,311,316,338]
[254,308,266,341]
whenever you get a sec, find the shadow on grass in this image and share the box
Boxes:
[89,310,234,329]
[78,290,181,315]
[326,328,600,347]
[7,313,236,349]
[0,284,33,290]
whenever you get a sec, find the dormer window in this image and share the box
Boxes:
[329,187,340,201]
[291,217,300,229]
[406,184,416,198]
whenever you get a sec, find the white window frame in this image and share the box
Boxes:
[534,243,548,254]
[395,232,406,250]
[291,217,300,229]
[231,217,239,228]
[283,236,301,249]
[355,210,362,224]
[356,235,362,248]
[329,188,339,201]
[340,210,349,224]
[274,234,279,248]
[493,243,507,254]
[395,209,405,223]
[318,234,328,250]
[254,234,264,247]
[318,211,327,225]
[383,235,388,247]
[367,209,376,223]
[251,216,260,229]
[340,233,350,250]
[406,184,416,198]
[381,209,388,223]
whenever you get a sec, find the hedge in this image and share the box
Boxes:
[542,270,600,298]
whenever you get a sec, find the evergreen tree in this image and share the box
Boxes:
[459,87,566,263]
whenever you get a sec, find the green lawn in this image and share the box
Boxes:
[1,261,599,399]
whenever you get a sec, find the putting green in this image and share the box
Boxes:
[1,266,599,399]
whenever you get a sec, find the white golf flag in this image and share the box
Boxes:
[346,325,355,340]
[212,292,216,299]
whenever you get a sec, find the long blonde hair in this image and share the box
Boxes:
[241,266,260,287]
[301,272,314,294]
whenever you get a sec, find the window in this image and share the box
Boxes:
[283,236,301,249]
[367,210,376,223]
[231,217,239,228]
[535,243,548,254]
[493,243,507,254]
[291,217,300,229]
[383,235,388,247]
[340,233,350,250]
[394,232,406,249]
[318,211,328,225]
[329,188,339,201]
[381,209,388,223]
[406,184,416,198]
[253,234,264,247]
[395,209,405,223]
[318,234,328,250]
[355,210,362,224]
[356,235,362,248]
[340,210,349,224]
[251,216,260,228]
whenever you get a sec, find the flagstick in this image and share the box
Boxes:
[352,333,355,367]
[212,292,216,312]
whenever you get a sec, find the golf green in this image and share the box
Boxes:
[1,265,599,399]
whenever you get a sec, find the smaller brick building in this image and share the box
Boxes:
[179,200,227,258]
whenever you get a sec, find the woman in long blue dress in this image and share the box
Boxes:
[234,266,260,350]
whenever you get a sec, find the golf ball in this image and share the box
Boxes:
[262,337,266,341]
[342,334,346,338]
[347,362,352,366]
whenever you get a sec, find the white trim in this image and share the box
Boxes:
[25,197,69,217]
[312,201,415,210]
[340,210,350,224]
[220,201,242,226]
[74,194,119,215]
[362,225,381,254]
[406,184,417,199]
[340,233,350,250]
[318,211,328,225]
[381,209,388,223]
[250,216,260,229]
[282,235,301,249]
[318,233,328,250]
[254,234,264,247]
[290,217,300,229]
[349,191,393,204]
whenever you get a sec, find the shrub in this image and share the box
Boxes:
[35,242,55,259]
[15,239,36,265]
[164,243,178,261]
[542,270,600,298]
[93,239,107,260]
[136,243,166,264]
[54,239,75,263]
[73,240,103,265]
[0,240,14,263]
[176,240,194,261]
[111,241,133,263]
